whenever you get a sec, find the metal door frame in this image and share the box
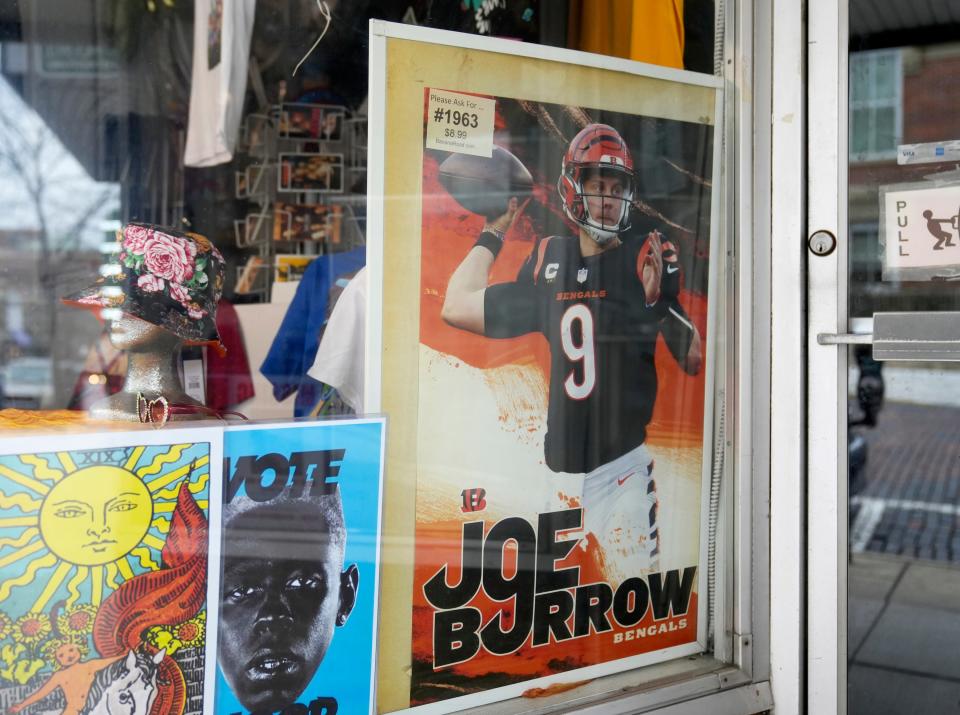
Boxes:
[768,0,849,713]
[806,0,848,713]
[768,0,809,712]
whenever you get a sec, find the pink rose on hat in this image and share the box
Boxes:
[137,273,165,292]
[168,282,190,305]
[64,222,226,347]
[122,225,152,255]
[142,233,196,284]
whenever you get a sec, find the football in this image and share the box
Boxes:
[437,145,534,220]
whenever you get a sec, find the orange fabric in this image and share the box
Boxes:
[0,409,91,428]
[577,0,685,69]
[576,0,633,60]
[629,0,684,68]
[0,409,130,431]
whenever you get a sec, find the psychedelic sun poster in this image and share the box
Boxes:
[0,428,223,715]
[215,419,386,715]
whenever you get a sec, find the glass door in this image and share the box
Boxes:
[809,1,960,713]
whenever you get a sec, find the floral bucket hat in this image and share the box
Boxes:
[63,222,226,347]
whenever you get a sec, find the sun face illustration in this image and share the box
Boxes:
[39,466,153,567]
[0,444,209,612]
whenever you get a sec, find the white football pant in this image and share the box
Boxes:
[581,443,659,584]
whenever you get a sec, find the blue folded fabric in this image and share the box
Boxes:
[259,247,366,416]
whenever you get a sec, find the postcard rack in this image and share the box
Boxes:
[233,104,367,302]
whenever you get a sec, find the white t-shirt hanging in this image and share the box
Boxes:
[184,0,256,167]
[308,267,366,413]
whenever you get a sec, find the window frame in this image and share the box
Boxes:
[849,49,903,163]
[364,0,774,709]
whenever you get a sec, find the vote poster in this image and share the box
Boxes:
[215,419,386,715]
[0,428,222,715]
[371,27,722,714]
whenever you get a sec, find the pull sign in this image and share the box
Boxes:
[880,181,960,281]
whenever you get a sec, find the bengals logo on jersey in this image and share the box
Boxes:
[460,488,487,513]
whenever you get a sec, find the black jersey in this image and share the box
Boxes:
[484,233,679,473]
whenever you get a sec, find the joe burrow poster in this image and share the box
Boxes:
[405,83,717,711]
[215,420,386,715]
[0,428,222,715]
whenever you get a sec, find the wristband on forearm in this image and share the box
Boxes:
[474,230,504,257]
[661,303,696,362]
[660,264,680,302]
[660,238,680,302]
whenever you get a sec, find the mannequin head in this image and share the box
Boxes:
[63,223,224,421]
[108,315,181,353]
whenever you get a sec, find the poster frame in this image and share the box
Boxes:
[216,418,387,715]
[366,20,724,715]
[0,425,225,715]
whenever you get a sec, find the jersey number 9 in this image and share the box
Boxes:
[561,304,596,400]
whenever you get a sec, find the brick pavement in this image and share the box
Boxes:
[852,401,960,562]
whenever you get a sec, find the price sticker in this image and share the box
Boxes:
[425,88,496,157]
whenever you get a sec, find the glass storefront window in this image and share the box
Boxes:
[0,3,770,714]
[847,13,960,714]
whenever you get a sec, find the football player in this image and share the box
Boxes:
[442,123,702,580]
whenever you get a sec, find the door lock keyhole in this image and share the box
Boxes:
[808,230,837,256]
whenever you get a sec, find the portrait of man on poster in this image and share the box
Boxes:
[217,491,359,713]
[442,123,703,580]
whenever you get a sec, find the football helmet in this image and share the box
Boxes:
[557,123,636,245]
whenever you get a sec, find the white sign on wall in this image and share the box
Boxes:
[897,140,960,165]
[881,181,960,281]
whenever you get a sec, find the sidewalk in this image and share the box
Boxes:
[848,552,960,714]
[850,400,960,562]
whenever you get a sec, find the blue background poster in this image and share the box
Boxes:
[215,419,385,715]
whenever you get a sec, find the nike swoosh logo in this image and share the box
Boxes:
[617,473,633,486]
[666,265,679,274]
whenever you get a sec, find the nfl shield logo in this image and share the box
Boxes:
[577,267,588,284]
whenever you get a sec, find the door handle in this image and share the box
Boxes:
[817,333,872,345]
[817,312,960,360]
